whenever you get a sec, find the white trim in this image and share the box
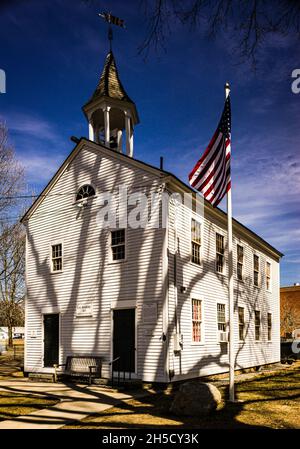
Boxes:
[162,204,169,382]
[108,228,127,264]
[190,214,203,267]
[238,305,246,342]
[253,252,261,288]
[110,307,137,378]
[265,259,272,293]
[254,309,261,341]
[190,295,205,346]
[215,231,226,275]
[236,243,244,282]
[74,182,97,204]
[42,312,61,368]
[216,300,227,342]
[41,307,61,315]
[49,241,64,273]
[110,300,136,309]
[24,230,28,370]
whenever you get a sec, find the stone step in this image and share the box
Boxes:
[28,373,54,382]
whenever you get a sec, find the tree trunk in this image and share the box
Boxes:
[8,324,13,348]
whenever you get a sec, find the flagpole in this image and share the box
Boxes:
[225,82,235,402]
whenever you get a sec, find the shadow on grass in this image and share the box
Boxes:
[65,366,300,429]
[0,391,58,421]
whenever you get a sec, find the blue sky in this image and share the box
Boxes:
[0,0,299,286]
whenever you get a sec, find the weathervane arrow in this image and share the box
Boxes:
[98,12,125,51]
[98,12,125,28]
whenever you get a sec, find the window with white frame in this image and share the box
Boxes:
[76,184,95,202]
[266,261,271,291]
[238,307,245,341]
[51,243,62,272]
[237,245,244,281]
[191,219,201,265]
[216,233,225,273]
[192,299,202,343]
[217,303,226,331]
[111,229,125,261]
[255,310,261,340]
[267,313,272,341]
[253,254,259,287]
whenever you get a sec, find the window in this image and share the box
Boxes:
[111,229,125,261]
[192,299,202,343]
[216,233,225,273]
[51,244,62,272]
[76,184,95,202]
[237,245,244,281]
[266,262,271,291]
[217,303,226,331]
[191,219,201,265]
[267,313,272,341]
[238,307,245,341]
[255,310,260,340]
[253,254,259,287]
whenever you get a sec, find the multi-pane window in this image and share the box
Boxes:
[253,254,259,287]
[111,229,125,261]
[237,245,244,281]
[191,219,201,265]
[266,262,271,291]
[76,184,95,202]
[255,310,261,340]
[267,313,272,341]
[51,244,62,272]
[238,307,245,341]
[192,299,202,343]
[216,233,225,273]
[217,303,226,331]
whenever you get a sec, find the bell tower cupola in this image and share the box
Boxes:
[82,50,139,157]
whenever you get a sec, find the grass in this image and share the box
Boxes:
[0,391,58,421]
[0,347,58,421]
[0,353,24,381]
[65,362,300,429]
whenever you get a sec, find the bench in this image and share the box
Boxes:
[53,356,103,384]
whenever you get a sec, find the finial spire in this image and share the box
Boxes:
[108,23,113,51]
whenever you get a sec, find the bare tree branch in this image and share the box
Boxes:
[138,0,300,66]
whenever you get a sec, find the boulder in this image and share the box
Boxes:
[170,381,221,416]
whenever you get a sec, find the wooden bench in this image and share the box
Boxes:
[53,356,103,384]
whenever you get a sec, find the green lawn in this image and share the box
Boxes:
[65,362,300,429]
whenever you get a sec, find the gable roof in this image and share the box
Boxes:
[21,137,283,259]
[84,51,134,107]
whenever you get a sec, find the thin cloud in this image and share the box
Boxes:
[2,112,60,142]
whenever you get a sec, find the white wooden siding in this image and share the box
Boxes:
[167,198,280,381]
[25,144,166,381]
[25,141,281,382]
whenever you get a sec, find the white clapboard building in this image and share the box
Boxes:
[22,50,283,383]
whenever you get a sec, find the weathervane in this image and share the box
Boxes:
[98,12,125,51]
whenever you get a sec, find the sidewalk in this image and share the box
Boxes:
[0,380,142,429]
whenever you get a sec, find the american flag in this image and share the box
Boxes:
[189,95,231,207]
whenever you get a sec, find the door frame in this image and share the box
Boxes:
[42,312,61,372]
[110,305,137,378]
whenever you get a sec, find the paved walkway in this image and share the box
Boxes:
[0,380,142,429]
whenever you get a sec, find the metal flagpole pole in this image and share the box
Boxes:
[225,82,235,402]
